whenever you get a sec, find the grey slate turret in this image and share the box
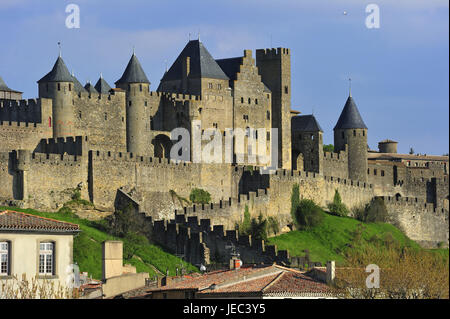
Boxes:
[0,77,12,91]
[94,75,112,94]
[115,54,150,85]
[38,56,73,83]
[334,95,367,130]
[71,73,86,93]
[84,81,98,94]
[162,40,229,81]
[292,115,323,132]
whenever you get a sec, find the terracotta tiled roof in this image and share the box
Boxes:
[263,271,330,295]
[149,264,332,298]
[0,210,80,233]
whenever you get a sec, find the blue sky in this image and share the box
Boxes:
[0,0,448,155]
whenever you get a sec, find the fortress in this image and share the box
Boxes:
[0,40,448,265]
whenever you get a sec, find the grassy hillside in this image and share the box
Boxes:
[0,206,198,280]
[267,212,432,265]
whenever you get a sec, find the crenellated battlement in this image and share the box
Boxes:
[0,98,39,108]
[149,209,289,265]
[34,136,87,156]
[256,47,290,58]
[323,151,347,162]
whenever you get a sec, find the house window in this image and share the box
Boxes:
[208,83,213,89]
[381,170,385,176]
[39,242,54,275]
[217,84,222,90]
[374,169,377,176]
[0,242,10,276]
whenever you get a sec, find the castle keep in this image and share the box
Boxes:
[0,40,448,265]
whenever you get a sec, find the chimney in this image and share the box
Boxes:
[326,261,335,284]
[102,241,124,281]
[229,256,242,270]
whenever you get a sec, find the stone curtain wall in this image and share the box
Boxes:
[0,99,53,152]
[381,196,449,248]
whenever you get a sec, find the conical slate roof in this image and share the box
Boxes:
[334,95,367,130]
[94,76,112,94]
[84,82,98,94]
[0,76,11,91]
[162,40,229,81]
[71,74,86,93]
[115,54,150,85]
[38,56,73,83]
[292,115,323,132]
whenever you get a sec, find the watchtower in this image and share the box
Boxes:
[115,53,150,156]
[334,94,368,182]
[37,55,74,137]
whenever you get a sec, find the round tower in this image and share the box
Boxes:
[37,56,74,137]
[334,94,368,182]
[115,53,151,156]
[378,139,398,153]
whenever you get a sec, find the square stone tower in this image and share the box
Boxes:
[256,48,292,170]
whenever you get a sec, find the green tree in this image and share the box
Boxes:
[291,183,300,219]
[327,189,349,217]
[189,188,211,204]
[267,216,280,236]
[323,144,334,153]
[292,199,324,230]
[354,197,389,223]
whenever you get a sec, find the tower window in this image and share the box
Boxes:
[381,170,385,176]
[284,86,288,94]
[241,97,244,104]
[69,84,72,91]
[267,111,270,120]
[353,130,356,137]
[78,111,82,119]
[363,130,365,136]
[104,113,108,120]
[374,169,377,176]
[267,131,270,141]
[248,98,251,104]
[139,84,142,92]
[255,98,258,105]
[57,83,61,91]
[145,101,148,106]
